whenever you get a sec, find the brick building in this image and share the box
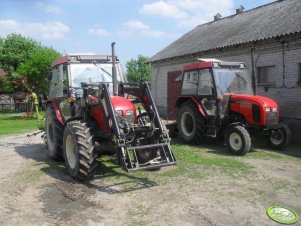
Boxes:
[148,0,301,130]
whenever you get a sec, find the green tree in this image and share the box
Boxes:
[126,55,151,84]
[16,47,61,93]
[0,34,41,92]
[0,33,40,72]
[0,33,61,93]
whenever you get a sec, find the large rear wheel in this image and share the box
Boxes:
[45,104,63,160]
[177,102,205,144]
[267,122,291,150]
[63,121,98,180]
[225,126,251,156]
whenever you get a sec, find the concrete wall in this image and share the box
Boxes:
[151,33,301,127]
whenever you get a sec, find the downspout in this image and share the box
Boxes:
[281,41,285,87]
[250,46,256,95]
[154,67,160,104]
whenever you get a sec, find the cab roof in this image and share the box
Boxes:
[51,54,119,68]
[183,59,246,71]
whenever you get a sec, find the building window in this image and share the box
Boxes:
[257,66,275,86]
[298,63,301,85]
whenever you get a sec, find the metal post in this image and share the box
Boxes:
[111,42,118,96]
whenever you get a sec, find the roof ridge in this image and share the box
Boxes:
[196,0,281,28]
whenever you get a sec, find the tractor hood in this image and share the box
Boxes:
[111,96,136,117]
[230,94,278,108]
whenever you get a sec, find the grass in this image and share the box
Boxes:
[0,113,40,137]
[160,139,251,178]
[93,138,251,183]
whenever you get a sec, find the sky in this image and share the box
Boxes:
[0,0,275,64]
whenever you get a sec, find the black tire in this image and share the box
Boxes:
[225,126,251,156]
[136,136,161,165]
[45,104,63,160]
[177,102,205,144]
[63,121,98,180]
[136,148,160,165]
[267,122,291,150]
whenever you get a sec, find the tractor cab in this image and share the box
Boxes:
[179,59,252,118]
[176,59,291,155]
[49,54,125,98]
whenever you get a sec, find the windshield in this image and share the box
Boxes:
[213,68,253,95]
[69,63,125,89]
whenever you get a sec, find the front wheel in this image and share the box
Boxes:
[267,123,291,150]
[63,121,98,180]
[225,126,251,156]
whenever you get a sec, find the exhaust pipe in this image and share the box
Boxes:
[111,42,118,96]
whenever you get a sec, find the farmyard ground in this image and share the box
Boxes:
[0,132,300,226]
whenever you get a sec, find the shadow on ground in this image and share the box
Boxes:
[171,134,301,158]
[14,142,158,194]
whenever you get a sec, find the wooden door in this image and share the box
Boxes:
[167,71,182,120]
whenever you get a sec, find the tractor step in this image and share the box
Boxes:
[121,142,177,172]
[206,125,217,137]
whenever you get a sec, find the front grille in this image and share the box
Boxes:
[252,104,261,122]
[125,115,135,123]
[266,112,278,126]
[116,115,135,124]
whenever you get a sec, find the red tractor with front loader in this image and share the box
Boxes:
[176,59,291,155]
[45,43,176,180]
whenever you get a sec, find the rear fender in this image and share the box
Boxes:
[176,96,206,118]
[48,100,64,126]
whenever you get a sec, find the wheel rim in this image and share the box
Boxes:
[65,134,77,169]
[46,116,54,150]
[229,133,242,151]
[270,130,284,146]
[181,112,194,136]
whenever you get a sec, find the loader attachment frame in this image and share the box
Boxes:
[81,82,177,172]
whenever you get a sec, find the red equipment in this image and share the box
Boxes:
[176,59,291,155]
[45,43,176,180]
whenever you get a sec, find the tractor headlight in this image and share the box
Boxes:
[272,107,278,112]
[116,110,123,116]
[265,107,271,112]
[126,110,135,116]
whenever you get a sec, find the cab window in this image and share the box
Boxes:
[198,69,214,95]
[181,71,198,95]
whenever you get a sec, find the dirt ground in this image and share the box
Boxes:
[0,132,300,226]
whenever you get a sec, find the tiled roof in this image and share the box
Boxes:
[149,0,301,62]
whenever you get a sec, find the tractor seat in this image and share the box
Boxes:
[201,98,216,116]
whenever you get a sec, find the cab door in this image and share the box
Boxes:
[197,69,217,116]
[49,64,71,121]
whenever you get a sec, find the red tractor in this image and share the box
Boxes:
[176,59,291,155]
[45,43,176,180]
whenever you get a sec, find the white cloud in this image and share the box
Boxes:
[123,20,149,30]
[139,1,187,19]
[34,2,61,14]
[88,27,110,37]
[0,19,70,40]
[119,20,166,38]
[140,0,233,28]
